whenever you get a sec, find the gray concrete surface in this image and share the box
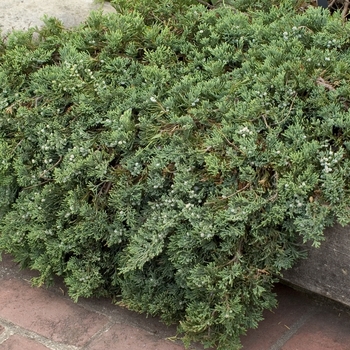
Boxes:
[0,0,116,35]
[282,224,350,308]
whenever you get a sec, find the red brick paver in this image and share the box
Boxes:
[0,334,50,350]
[241,284,315,349]
[0,279,108,347]
[86,323,184,350]
[241,284,350,350]
[282,309,350,350]
[1,253,350,350]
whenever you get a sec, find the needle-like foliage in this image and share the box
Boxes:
[1,1,350,349]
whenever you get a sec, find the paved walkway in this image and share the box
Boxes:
[1,253,350,350]
[1,0,116,35]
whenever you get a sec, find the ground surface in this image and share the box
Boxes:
[2,253,350,349]
[0,0,116,35]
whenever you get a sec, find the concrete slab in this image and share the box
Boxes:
[283,224,350,308]
[0,0,116,35]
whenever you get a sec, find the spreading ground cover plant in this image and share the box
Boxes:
[1,1,350,348]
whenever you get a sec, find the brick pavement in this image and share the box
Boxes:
[241,284,350,350]
[1,253,350,350]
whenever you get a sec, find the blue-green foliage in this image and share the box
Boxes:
[1,1,350,349]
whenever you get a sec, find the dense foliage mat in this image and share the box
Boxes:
[1,1,350,348]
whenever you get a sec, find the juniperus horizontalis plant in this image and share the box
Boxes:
[1,1,350,349]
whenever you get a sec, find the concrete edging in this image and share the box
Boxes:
[282,224,350,307]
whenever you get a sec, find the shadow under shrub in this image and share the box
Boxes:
[1,1,350,349]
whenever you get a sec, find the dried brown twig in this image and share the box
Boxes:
[342,0,350,20]
[316,77,336,91]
